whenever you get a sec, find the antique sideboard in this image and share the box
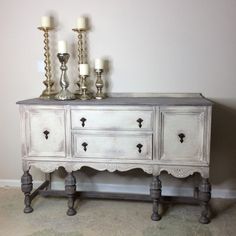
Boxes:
[17,93,213,224]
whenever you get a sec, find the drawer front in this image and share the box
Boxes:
[160,107,207,164]
[73,132,152,160]
[27,109,66,157]
[71,108,153,130]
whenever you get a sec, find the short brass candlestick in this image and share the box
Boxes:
[80,75,92,100]
[38,27,56,99]
[72,28,87,98]
[55,53,75,100]
[95,69,105,99]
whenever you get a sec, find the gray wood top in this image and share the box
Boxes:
[17,96,213,106]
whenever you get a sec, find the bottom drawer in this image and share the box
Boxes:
[72,132,152,160]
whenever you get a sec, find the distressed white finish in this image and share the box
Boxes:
[159,106,209,165]
[71,107,153,130]
[20,106,67,158]
[18,94,212,179]
[28,109,66,157]
[73,132,152,160]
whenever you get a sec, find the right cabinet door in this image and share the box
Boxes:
[159,106,211,165]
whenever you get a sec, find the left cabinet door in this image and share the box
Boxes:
[27,108,66,157]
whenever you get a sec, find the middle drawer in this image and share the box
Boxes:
[72,132,153,160]
[71,108,153,130]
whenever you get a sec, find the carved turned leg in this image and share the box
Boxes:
[65,172,77,216]
[199,178,211,224]
[21,171,33,213]
[150,175,162,221]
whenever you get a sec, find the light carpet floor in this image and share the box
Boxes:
[0,188,236,236]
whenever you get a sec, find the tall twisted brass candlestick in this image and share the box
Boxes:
[55,53,75,100]
[72,28,87,98]
[38,27,56,99]
[95,69,105,99]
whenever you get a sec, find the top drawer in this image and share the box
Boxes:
[71,107,154,130]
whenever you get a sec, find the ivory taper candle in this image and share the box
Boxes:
[58,41,67,53]
[77,17,86,30]
[41,16,51,28]
[95,58,104,70]
[79,64,89,75]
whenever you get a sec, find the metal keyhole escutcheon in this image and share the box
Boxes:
[82,142,88,151]
[178,133,185,143]
[43,130,49,139]
[136,143,143,153]
[137,118,143,128]
[80,117,86,127]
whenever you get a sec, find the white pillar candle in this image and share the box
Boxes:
[58,40,67,53]
[95,58,104,70]
[77,17,86,30]
[41,16,51,28]
[79,64,89,75]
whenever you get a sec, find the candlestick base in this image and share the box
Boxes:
[39,80,57,99]
[80,93,92,101]
[54,89,76,101]
[40,91,57,99]
[95,93,106,100]
[74,91,82,99]
[76,91,94,100]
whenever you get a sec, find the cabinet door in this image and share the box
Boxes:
[159,106,209,165]
[27,109,66,157]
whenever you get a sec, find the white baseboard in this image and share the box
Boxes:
[1,179,236,199]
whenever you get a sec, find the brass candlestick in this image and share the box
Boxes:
[38,27,56,99]
[72,28,87,98]
[95,69,105,99]
[55,53,75,100]
[80,75,92,100]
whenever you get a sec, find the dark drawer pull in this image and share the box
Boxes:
[43,130,49,139]
[136,118,143,128]
[82,142,88,151]
[178,133,185,143]
[80,117,86,127]
[136,143,143,153]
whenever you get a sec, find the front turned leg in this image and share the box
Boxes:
[199,178,211,224]
[65,172,77,216]
[21,171,33,213]
[150,175,162,221]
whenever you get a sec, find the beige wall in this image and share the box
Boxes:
[1,0,236,195]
